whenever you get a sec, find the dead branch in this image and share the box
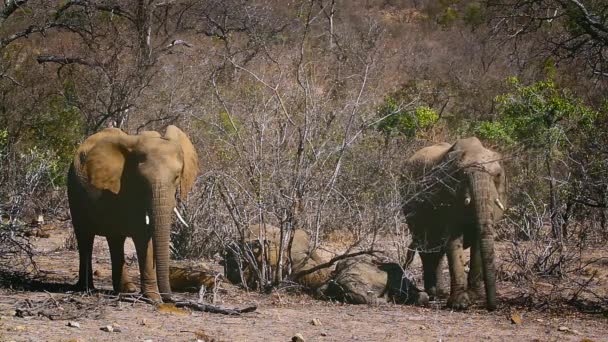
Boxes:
[116,294,256,315]
[174,301,257,315]
[36,55,96,67]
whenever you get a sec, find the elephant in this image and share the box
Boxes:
[320,254,428,306]
[169,265,222,293]
[67,125,199,302]
[224,224,331,290]
[403,137,506,311]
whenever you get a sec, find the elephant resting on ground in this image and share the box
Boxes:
[223,224,331,289]
[403,137,506,310]
[169,265,222,293]
[67,126,199,302]
[321,254,428,306]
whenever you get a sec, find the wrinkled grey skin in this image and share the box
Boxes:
[321,255,428,306]
[404,137,506,311]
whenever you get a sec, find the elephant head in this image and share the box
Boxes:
[77,125,198,301]
[447,137,506,310]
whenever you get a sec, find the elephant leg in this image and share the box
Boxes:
[107,236,137,293]
[133,234,161,302]
[420,251,444,299]
[467,238,484,300]
[75,230,95,291]
[404,240,417,269]
[446,235,470,310]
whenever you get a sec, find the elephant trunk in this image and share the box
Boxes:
[469,171,497,311]
[151,183,175,302]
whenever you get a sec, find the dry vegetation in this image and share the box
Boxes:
[0,0,607,340]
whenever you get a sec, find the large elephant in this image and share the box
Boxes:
[403,137,506,310]
[67,125,199,302]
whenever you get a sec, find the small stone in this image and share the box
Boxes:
[311,318,321,326]
[292,333,305,342]
[140,319,147,326]
[320,332,327,337]
[13,325,25,331]
[143,340,153,342]
[558,326,570,332]
[510,312,522,325]
[101,325,114,332]
[419,325,428,330]
[67,321,80,328]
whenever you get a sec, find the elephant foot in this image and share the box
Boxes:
[142,291,162,303]
[120,282,137,293]
[427,286,448,299]
[467,286,485,301]
[447,291,470,310]
[161,293,175,303]
[73,280,95,293]
[416,292,430,307]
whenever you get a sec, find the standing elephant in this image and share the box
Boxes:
[403,137,506,310]
[67,125,199,302]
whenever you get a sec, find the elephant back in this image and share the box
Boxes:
[223,224,331,289]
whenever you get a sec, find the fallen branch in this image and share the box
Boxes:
[174,301,257,315]
[116,294,256,315]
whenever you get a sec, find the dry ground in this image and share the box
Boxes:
[0,227,606,342]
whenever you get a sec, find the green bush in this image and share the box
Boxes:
[375,96,439,139]
[475,76,598,149]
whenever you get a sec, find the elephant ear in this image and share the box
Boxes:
[164,125,199,198]
[85,135,138,194]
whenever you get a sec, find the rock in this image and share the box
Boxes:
[311,318,321,326]
[292,333,305,342]
[143,340,153,342]
[510,312,522,325]
[101,325,114,332]
[558,326,570,332]
[419,325,428,330]
[320,332,327,337]
[67,321,80,328]
[140,318,147,326]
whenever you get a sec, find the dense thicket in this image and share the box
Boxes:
[0,0,606,306]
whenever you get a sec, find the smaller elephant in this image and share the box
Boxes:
[67,125,199,302]
[223,224,331,290]
[169,265,223,293]
[321,254,428,306]
[404,137,506,311]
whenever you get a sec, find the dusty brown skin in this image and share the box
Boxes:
[224,224,331,290]
[67,126,199,302]
[321,255,428,306]
[404,137,506,310]
[169,265,222,292]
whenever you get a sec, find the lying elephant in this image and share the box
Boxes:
[169,265,222,293]
[223,224,331,289]
[321,255,428,306]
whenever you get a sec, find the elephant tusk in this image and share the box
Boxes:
[464,197,471,206]
[174,207,189,227]
[145,214,150,226]
[495,198,505,211]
